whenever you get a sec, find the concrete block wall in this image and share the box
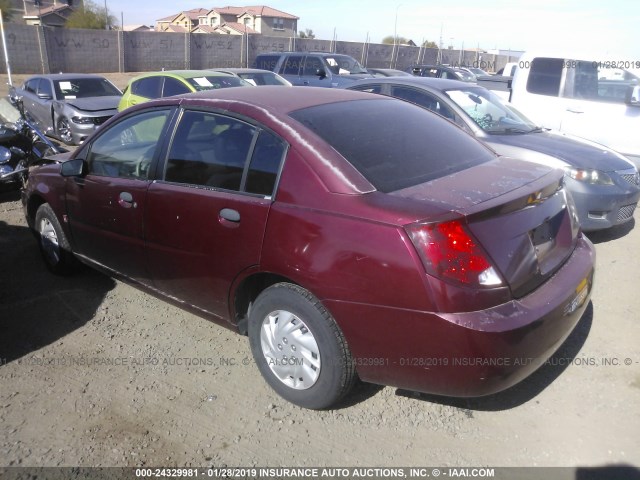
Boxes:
[123,31,189,72]
[45,28,119,73]
[0,24,511,74]
[190,35,243,70]
[1,24,47,74]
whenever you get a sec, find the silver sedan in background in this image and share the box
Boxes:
[12,74,122,145]
[209,68,292,86]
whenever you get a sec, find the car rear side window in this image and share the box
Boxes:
[280,55,303,76]
[246,130,286,196]
[165,111,256,191]
[348,84,383,94]
[289,99,493,193]
[162,77,191,97]
[527,57,563,96]
[254,55,280,71]
[131,77,163,99]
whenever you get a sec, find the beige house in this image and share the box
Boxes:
[22,4,74,27]
[157,5,298,37]
[156,8,209,32]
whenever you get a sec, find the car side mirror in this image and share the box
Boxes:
[60,159,85,177]
[37,92,53,100]
[626,85,640,107]
[315,68,327,79]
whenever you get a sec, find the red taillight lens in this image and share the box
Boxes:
[407,219,503,287]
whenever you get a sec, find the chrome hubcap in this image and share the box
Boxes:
[39,217,60,265]
[260,310,321,390]
[58,119,72,143]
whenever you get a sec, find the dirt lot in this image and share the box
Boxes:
[0,72,639,473]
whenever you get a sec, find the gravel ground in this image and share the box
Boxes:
[0,72,639,473]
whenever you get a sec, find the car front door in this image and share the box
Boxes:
[65,108,174,282]
[278,54,304,85]
[145,109,287,320]
[31,79,55,130]
[302,55,331,86]
[389,85,462,127]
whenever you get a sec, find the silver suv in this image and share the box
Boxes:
[253,52,373,87]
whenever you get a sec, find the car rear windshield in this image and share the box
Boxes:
[289,99,494,192]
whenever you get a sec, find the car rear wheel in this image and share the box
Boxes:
[56,117,73,145]
[35,203,77,275]
[248,283,356,409]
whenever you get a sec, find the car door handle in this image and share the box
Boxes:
[219,208,240,228]
[566,107,584,114]
[118,191,136,208]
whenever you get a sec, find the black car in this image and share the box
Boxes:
[406,65,476,82]
[346,77,640,231]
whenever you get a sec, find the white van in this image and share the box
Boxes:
[509,51,640,166]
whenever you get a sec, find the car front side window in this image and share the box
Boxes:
[37,79,53,98]
[86,109,171,179]
[391,86,456,121]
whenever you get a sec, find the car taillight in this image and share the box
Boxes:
[407,219,503,287]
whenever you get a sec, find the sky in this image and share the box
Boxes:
[104,0,640,59]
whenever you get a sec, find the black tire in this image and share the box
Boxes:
[56,117,74,145]
[34,203,78,275]
[248,282,356,409]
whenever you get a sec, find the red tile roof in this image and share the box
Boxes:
[217,6,298,19]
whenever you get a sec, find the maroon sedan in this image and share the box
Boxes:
[22,87,595,409]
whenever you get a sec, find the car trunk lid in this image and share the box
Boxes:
[393,157,579,298]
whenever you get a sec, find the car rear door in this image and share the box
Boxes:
[126,76,163,108]
[65,108,175,282]
[20,78,48,130]
[145,108,287,320]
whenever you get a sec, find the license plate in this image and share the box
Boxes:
[564,277,589,315]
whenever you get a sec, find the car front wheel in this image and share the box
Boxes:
[56,117,73,145]
[35,203,77,275]
[248,283,356,409]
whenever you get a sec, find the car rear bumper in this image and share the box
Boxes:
[326,235,595,397]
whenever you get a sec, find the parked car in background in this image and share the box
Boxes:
[253,52,373,87]
[209,68,292,86]
[367,68,413,78]
[12,74,122,145]
[346,77,640,231]
[118,70,251,111]
[496,62,518,77]
[406,64,476,82]
[23,87,594,409]
[510,51,640,168]
[462,67,490,76]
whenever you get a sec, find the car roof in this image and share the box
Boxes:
[28,73,109,81]
[211,68,276,74]
[130,70,234,81]
[257,51,352,57]
[146,85,391,114]
[349,76,475,92]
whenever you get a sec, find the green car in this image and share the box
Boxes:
[118,70,251,111]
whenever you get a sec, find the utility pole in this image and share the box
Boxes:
[0,9,12,86]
